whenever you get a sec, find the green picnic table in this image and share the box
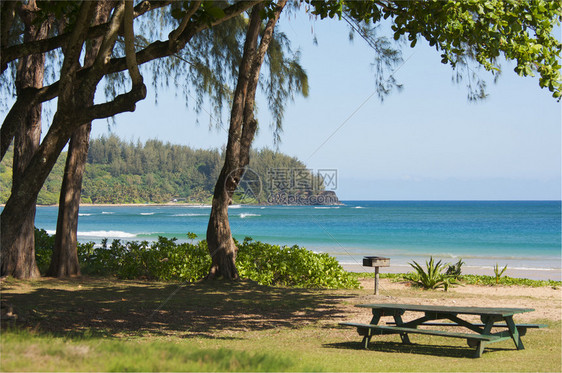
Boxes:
[340,303,546,358]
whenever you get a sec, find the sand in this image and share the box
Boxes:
[349,278,562,323]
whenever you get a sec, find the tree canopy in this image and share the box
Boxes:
[311,0,561,99]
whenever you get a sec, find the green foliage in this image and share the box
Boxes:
[461,274,560,288]
[353,271,561,288]
[187,232,198,243]
[236,238,360,289]
[34,228,96,275]
[80,237,211,283]
[406,257,456,291]
[34,230,359,289]
[493,263,508,284]
[446,258,465,279]
[34,228,55,275]
[308,0,562,100]
[1,137,324,205]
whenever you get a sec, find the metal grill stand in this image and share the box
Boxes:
[362,256,390,295]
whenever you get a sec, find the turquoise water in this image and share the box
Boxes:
[34,201,561,274]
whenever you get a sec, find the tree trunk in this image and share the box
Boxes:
[206,1,286,279]
[206,168,241,279]
[1,2,49,279]
[1,1,147,258]
[1,1,95,277]
[47,123,91,277]
[48,1,112,278]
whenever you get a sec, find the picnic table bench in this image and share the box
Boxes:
[340,303,546,358]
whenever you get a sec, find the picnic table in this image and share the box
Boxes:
[340,303,546,358]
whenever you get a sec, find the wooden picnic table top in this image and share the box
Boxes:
[356,303,534,317]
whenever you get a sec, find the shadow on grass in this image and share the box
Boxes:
[1,277,354,340]
[323,340,512,359]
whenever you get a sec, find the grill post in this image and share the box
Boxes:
[362,256,390,295]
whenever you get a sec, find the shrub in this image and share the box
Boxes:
[34,228,55,274]
[236,237,360,289]
[406,256,456,291]
[80,236,211,282]
[34,229,359,289]
[446,258,465,279]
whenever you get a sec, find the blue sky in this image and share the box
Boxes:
[72,10,562,200]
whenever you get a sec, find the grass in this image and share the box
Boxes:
[351,272,562,288]
[1,276,561,372]
[1,329,305,372]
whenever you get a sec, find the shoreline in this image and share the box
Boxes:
[342,263,562,282]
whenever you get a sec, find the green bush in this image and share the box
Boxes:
[34,228,55,274]
[446,258,464,279]
[237,237,360,289]
[406,256,456,291]
[35,228,96,275]
[79,236,211,282]
[34,229,359,289]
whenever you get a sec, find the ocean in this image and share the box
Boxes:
[34,201,561,280]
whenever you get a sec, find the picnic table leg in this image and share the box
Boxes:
[474,341,485,358]
[362,334,371,349]
[505,317,525,350]
[362,311,383,349]
[393,312,412,344]
[471,316,496,357]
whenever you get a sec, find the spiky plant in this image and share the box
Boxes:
[408,257,455,291]
[493,263,508,284]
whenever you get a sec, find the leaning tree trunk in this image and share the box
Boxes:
[1,2,49,278]
[48,1,112,277]
[206,0,286,279]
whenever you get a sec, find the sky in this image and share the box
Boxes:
[35,8,562,200]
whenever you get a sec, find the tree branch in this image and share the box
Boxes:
[168,0,201,46]
[240,0,287,156]
[90,1,126,78]
[0,90,33,160]
[58,1,95,90]
[1,0,172,73]
[1,1,18,49]
[75,83,147,125]
[1,0,261,122]
[124,0,143,85]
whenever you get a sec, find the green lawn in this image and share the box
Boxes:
[1,277,560,372]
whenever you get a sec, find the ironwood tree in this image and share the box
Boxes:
[3,0,51,278]
[48,1,114,277]
[1,0,260,278]
[206,0,289,279]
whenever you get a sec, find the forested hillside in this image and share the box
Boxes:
[1,135,337,205]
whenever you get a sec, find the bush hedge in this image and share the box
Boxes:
[34,229,360,289]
